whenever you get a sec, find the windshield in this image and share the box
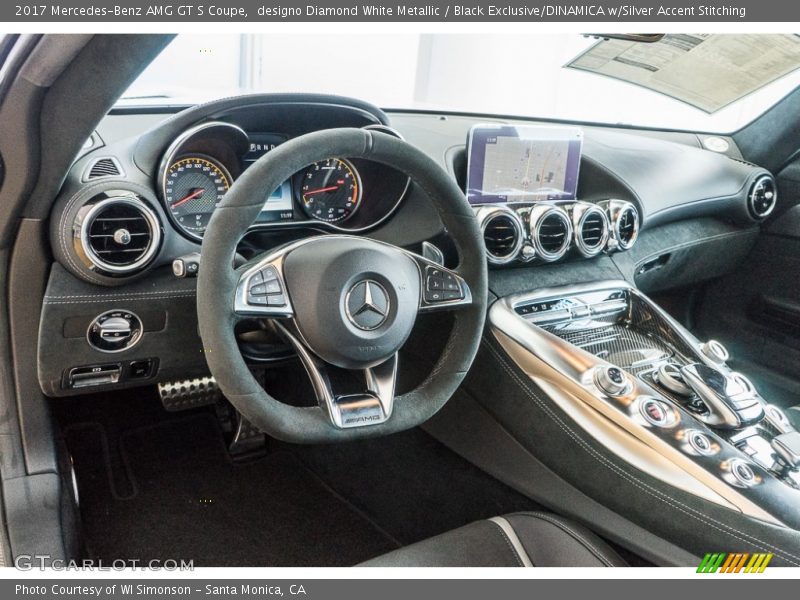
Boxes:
[122,33,800,134]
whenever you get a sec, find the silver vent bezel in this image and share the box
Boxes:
[748,174,777,219]
[77,197,162,275]
[571,202,610,258]
[477,205,525,265]
[601,199,640,252]
[82,156,125,182]
[529,205,573,262]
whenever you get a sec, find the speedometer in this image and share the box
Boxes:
[300,158,361,223]
[164,155,232,240]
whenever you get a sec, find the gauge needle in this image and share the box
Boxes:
[172,188,205,208]
[304,185,339,195]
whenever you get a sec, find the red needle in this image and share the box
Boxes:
[304,185,339,195]
[171,188,205,208]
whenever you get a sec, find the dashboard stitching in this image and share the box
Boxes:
[633,230,756,268]
[45,290,195,299]
[44,293,195,305]
[484,340,800,565]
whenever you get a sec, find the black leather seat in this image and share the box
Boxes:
[360,512,626,567]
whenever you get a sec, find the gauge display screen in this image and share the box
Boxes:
[246,133,295,224]
[164,155,232,239]
[300,158,362,223]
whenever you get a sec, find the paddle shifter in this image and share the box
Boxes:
[680,363,764,429]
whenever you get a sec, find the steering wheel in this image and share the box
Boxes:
[197,128,487,443]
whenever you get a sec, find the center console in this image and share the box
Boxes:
[489,280,800,528]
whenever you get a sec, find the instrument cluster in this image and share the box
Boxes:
[158,122,410,242]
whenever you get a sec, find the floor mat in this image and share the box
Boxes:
[68,414,399,566]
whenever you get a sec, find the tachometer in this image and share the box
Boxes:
[164,155,232,239]
[300,158,361,223]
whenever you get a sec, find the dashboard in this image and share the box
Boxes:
[37,93,779,397]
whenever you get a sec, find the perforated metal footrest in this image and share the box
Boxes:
[158,376,221,412]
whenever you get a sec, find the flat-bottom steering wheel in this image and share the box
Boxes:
[198,128,487,443]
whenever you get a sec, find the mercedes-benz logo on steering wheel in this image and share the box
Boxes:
[345,280,391,331]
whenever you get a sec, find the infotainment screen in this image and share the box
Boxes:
[244,133,295,223]
[466,124,583,205]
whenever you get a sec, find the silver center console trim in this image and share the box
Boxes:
[489,280,796,527]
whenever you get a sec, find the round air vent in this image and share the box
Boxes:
[748,174,777,219]
[529,205,572,262]
[572,203,609,258]
[77,197,161,275]
[477,206,524,265]
[601,199,639,252]
[616,205,639,249]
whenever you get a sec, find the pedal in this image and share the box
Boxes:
[158,376,221,412]
[228,412,267,460]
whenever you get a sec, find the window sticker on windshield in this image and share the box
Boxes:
[567,34,800,113]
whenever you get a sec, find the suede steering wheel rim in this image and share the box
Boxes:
[197,127,487,444]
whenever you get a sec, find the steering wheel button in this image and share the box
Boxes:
[427,277,443,291]
[249,271,264,285]
[249,283,268,296]
[264,279,281,294]
[425,290,444,302]
[248,295,269,306]
[266,295,286,306]
[261,266,279,281]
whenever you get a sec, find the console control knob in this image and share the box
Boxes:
[701,340,730,364]
[87,310,142,353]
[520,245,536,261]
[655,362,692,396]
[594,366,631,397]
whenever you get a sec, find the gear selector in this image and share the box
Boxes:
[680,363,764,429]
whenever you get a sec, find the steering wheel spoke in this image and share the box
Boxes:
[405,250,473,313]
[274,321,397,429]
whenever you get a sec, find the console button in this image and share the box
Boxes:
[687,430,717,456]
[639,397,673,427]
[129,359,154,379]
[729,459,758,487]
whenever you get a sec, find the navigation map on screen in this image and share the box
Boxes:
[466,125,583,204]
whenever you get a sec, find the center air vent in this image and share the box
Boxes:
[572,203,609,258]
[601,199,639,252]
[617,206,638,248]
[748,174,777,219]
[530,205,572,262]
[477,206,524,265]
[78,197,161,275]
